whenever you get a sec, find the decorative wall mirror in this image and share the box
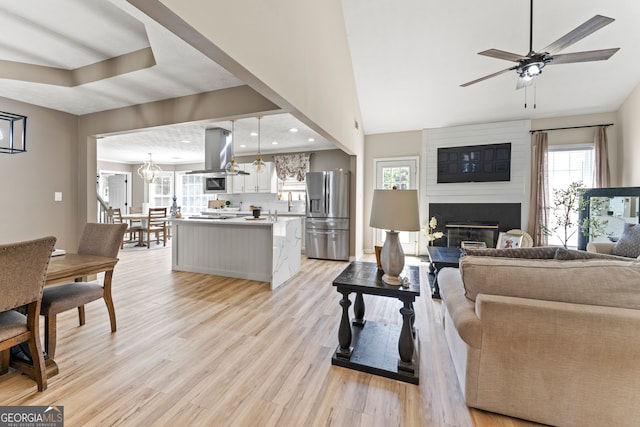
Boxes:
[578,187,640,250]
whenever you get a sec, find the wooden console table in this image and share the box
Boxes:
[331,262,421,384]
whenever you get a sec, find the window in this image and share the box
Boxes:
[149,172,174,208]
[176,172,208,216]
[274,153,309,201]
[547,146,594,248]
[278,175,306,201]
[381,165,411,189]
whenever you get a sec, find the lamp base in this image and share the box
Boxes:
[380,230,405,286]
[381,273,403,286]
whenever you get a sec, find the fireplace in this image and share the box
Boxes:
[429,203,521,248]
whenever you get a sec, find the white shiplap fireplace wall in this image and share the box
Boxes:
[421,120,532,244]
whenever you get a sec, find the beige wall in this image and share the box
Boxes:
[617,83,640,186]
[0,97,79,248]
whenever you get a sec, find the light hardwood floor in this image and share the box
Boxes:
[0,247,542,426]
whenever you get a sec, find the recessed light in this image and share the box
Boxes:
[289,128,298,133]
[272,141,278,145]
[240,144,247,148]
[181,139,191,143]
[308,138,315,142]
[250,132,258,137]
[172,156,181,159]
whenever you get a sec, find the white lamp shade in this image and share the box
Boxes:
[369,189,420,231]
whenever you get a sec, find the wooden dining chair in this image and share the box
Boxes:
[40,223,127,358]
[112,208,136,248]
[143,207,167,249]
[0,236,57,392]
[128,206,143,230]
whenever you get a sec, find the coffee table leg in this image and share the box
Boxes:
[431,263,441,299]
[336,290,353,359]
[352,292,365,327]
[398,299,416,373]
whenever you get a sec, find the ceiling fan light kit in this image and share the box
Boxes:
[461,0,619,90]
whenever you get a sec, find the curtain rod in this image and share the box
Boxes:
[530,123,613,134]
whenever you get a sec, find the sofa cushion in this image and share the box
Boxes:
[612,223,640,258]
[460,255,640,310]
[462,246,558,259]
[553,247,634,262]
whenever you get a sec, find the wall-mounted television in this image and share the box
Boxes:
[437,143,511,183]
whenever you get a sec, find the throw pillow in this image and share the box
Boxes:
[554,247,635,262]
[612,223,640,258]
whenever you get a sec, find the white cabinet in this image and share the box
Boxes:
[229,164,247,193]
[228,162,277,194]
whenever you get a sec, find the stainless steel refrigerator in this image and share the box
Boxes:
[305,170,350,261]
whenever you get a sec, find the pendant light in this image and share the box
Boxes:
[225,120,240,175]
[252,116,266,174]
[137,153,161,183]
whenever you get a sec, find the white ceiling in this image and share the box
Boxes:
[343,0,640,133]
[2,0,640,163]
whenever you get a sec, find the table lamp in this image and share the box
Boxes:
[369,189,420,285]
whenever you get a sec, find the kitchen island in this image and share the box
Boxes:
[171,216,301,290]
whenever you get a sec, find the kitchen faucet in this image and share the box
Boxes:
[288,192,292,212]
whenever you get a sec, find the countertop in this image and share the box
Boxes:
[200,209,305,217]
[172,216,302,226]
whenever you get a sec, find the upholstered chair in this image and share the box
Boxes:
[0,236,57,392]
[40,223,127,358]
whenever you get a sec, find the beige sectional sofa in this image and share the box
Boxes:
[438,247,640,427]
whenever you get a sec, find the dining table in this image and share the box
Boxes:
[10,252,119,379]
[121,213,170,247]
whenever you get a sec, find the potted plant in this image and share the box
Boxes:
[542,181,607,248]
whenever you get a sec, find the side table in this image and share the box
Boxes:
[331,262,421,384]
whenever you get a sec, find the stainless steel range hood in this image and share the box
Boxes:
[187,127,248,175]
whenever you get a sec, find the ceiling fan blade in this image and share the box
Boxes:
[516,76,535,90]
[549,48,620,65]
[541,15,615,55]
[478,49,527,62]
[460,66,518,87]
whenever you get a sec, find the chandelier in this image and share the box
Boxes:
[137,153,161,183]
[252,116,266,174]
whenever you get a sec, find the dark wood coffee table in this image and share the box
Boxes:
[331,262,421,384]
[426,246,462,299]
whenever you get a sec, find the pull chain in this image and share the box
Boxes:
[524,86,527,109]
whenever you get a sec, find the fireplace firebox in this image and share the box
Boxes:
[446,223,498,248]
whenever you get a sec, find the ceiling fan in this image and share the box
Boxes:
[461,0,619,89]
